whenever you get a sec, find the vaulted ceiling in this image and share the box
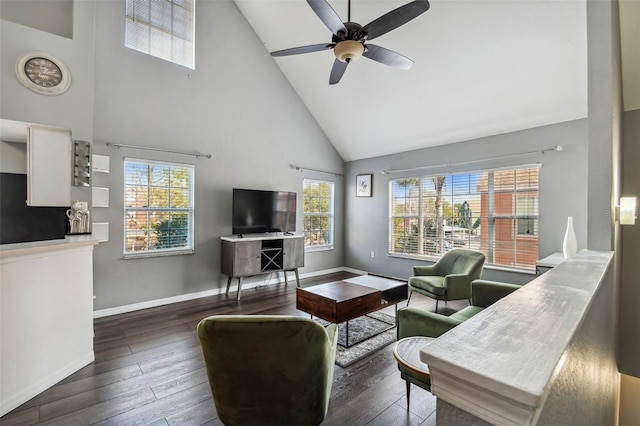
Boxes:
[234,0,639,162]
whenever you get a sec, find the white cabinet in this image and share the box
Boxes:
[27,125,72,206]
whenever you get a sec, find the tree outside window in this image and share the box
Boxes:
[389,166,539,270]
[303,179,334,249]
[124,158,195,257]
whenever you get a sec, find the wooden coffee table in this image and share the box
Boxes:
[343,274,408,309]
[296,274,408,347]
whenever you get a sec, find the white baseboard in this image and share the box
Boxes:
[0,352,94,417]
[93,267,366,319]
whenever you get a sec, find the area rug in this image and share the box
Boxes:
[317,311,397,368]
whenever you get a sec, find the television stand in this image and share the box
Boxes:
[220,234,304,300]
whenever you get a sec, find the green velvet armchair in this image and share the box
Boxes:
[197,315,338,426]
[407,248,486,312]
[395,279,521,404]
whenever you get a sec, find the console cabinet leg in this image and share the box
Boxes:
[284,271,289,286]
[225,276,232,295]
[236,277,243,301]
[295,268,301,287]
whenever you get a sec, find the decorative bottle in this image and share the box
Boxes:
[562,216,577,259]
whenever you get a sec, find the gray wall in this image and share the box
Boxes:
[587,0,623,252]
[1,0,345,310]
[88,0,344,310]
[620,108,640,376]
[0,2,94,142]
[344,119,588,285]
[0,1,94,210]
[0,140,26,174]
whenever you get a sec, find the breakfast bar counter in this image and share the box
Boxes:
[1,236,99,416]
[419,250,617,425]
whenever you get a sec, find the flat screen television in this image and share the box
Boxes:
[232,188,297,235]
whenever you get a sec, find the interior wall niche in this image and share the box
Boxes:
[0,0,74,39]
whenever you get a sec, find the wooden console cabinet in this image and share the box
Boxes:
[221,234,304,300]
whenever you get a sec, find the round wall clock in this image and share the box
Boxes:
[15,52,71,95]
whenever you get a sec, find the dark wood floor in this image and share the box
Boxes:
[1,272,469,426]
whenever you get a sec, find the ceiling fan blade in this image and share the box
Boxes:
[329,59,348,85]
[361,0,430,41]
[271,43,333,57]
[363,44,414,70]
[307,0,346,36]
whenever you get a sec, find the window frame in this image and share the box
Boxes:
[388,165,540,271]
[125,0,196,69]
[123,157,195,259]
[303,178,335,251]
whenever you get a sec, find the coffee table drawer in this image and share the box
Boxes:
[335,291,382,323]
[296,287,382,323]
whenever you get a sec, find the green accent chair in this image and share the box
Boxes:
[197,315,338,426]
[396,279,521,406]
[407,248,486,312]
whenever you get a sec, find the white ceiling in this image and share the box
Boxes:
[234,0,638,162]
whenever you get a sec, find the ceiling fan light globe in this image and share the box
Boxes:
[334,40,364,63]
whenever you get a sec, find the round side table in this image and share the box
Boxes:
[393,336,435,407]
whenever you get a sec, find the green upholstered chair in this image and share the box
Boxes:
[407,248,485,312]
[395,279,521,405]
[197,315,338,426]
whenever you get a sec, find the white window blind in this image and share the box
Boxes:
[388,165,540,270]
[124,158,195,258]
[125,0,195,69]
[303,179,335,249]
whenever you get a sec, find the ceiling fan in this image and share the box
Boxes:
[270,0,430,85]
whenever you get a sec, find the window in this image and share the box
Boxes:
[303,179,334,249]
[125,0,195,69]
[124,158,195,257]
[516,195,538,236]
[389,166,539,270]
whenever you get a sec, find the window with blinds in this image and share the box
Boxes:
[124,158,195,257]
[125,0,195,69]
[303,179,335,249]
[388,166,540,270]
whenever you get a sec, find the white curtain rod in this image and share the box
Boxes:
[106,141,212,159]
[381,145,563,175]
[293,165,344,177]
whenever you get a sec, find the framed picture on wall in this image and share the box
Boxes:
[356,174,373,197]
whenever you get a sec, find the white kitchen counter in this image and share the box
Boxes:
[1,236,98,416]
[0,234,98,256]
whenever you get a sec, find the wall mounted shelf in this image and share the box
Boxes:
[92,154,110,174]
[92,187,109,208]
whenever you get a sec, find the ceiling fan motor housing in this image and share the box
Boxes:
[334,40,364,62]
[332,22,366,63]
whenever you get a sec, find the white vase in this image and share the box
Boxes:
[562,216,577,259]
